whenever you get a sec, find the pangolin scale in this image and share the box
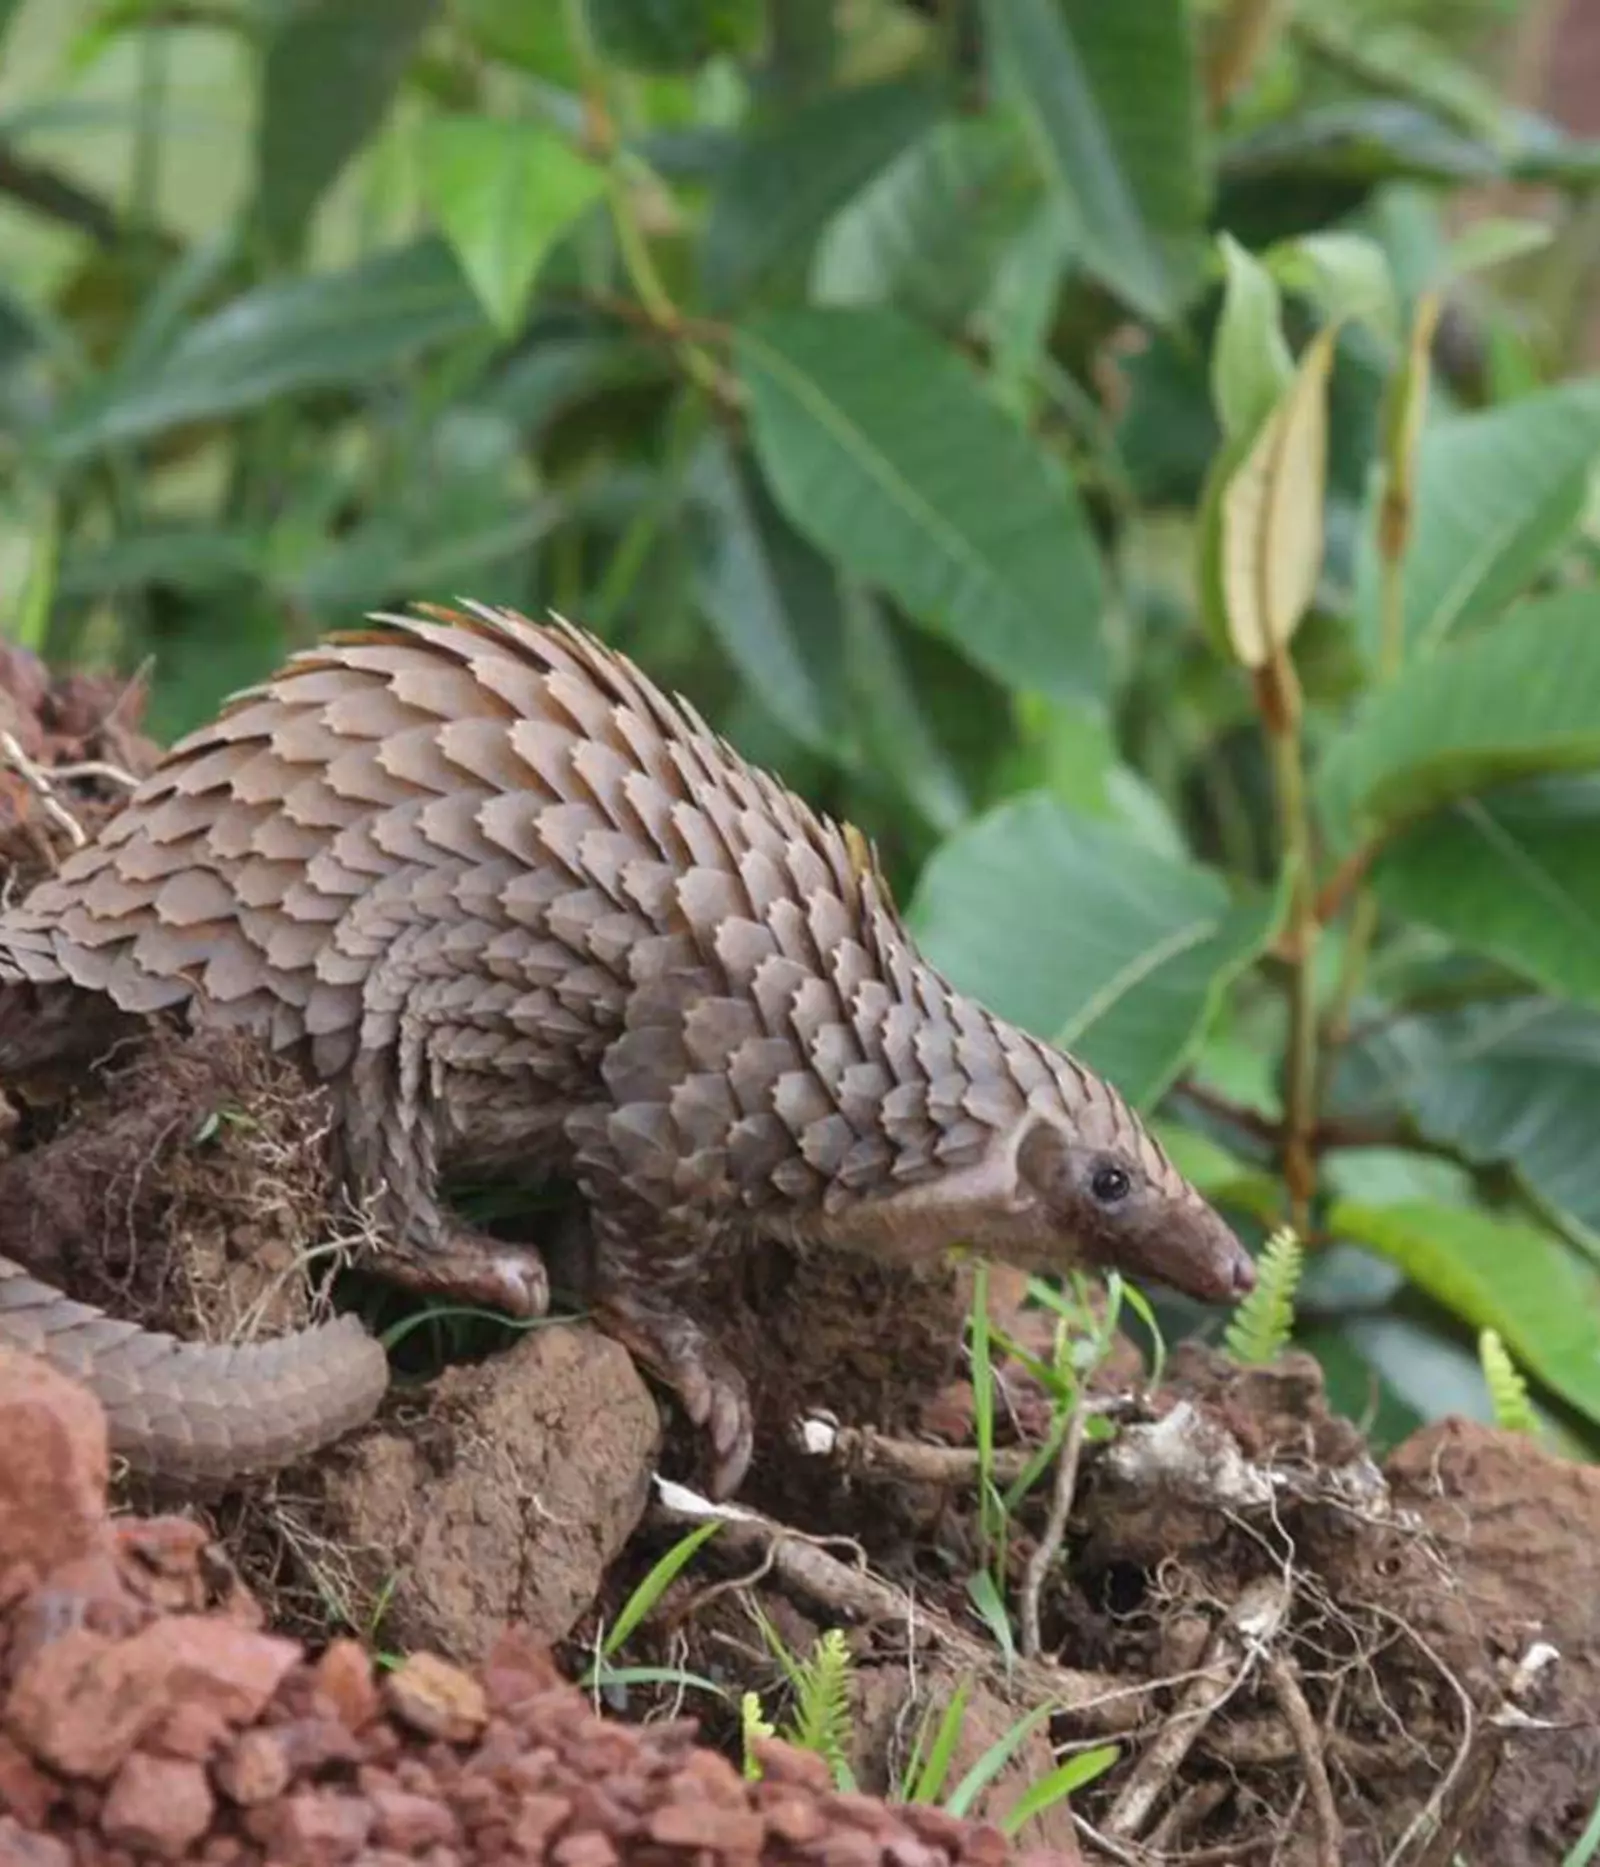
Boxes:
[0,602,1254,1493]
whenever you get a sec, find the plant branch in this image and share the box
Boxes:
[0,142,127,248]
[1257,656,1319,1232]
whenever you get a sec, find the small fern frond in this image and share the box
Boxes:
[783,1629,856,1789]
[1223,1226,1302,1366]
[740,1691,776,1781]
[1479,1328,1539,1436]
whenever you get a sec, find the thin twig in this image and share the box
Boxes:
[1266,1652,1341,1866]
[0,731,88,851]
[1019,1393,1089,1660]
[1103,1576,1291,1840]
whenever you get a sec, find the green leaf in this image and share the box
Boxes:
[1441,216,1553,282]
[1000,1745,1120,1836]
[983,0,1208,323]
[978,202,1073,421]
[1354,376,1600,662]
[421,116,606,333]
[1371,782,1600,1013]
[1268,231,1398,339]
[1319,593,1600,845]
[703,80,942,308]
[47,240,486,459]
[841,591,970,836]
[908,793,1281,1106]
[590,0,763,72]
[811,114,1036,332]
[254,0,437,253]
[737,308,1106,702]
[689,431,847,756]
[1210,234,1293,443]
[1333,1002,1600,1241]
[1329,1199,1600,1430]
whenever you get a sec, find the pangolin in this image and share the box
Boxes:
[0,602,1255,1494]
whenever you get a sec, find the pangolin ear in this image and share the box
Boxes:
[1014,1118,1069,1199]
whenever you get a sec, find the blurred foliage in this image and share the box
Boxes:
[4,0,1600,1452]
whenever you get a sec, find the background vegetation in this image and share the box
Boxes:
[4,0,1600,1456]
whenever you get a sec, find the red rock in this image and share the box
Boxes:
[3,1627,141,1779]
[0,1816,69,1867]
[100,1753,214,1859]
[665,1745,747,1805]
[153,1618,300,1723]
[760,1792,826,1845]
[511,1793,573,1851]
[804,1833,879,1866]
[313,1639,378,1730]
[146,1699,229,1761]
[384,1654,487,1745]
[247,1788,373,1860]
[5,1615,296,1780]
[0,1733,60,1825]
[648,1801,766,1853]
[960,1825,1012,1865]
[551,1835,617,1867]
[481,1626,564,1710]
[213,1728,291,1806]
[369,1785,460,1850]
[108,1520,213,1616]
[0,1355,107,1581]
[749,1738,833,1791]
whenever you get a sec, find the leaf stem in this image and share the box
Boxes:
[561,0,730,403]
[1257,656,1318,1231]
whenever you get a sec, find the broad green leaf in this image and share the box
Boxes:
[702,80,942,308]
[984,0,1208,323]
[1334,995,1600,1242]
[1442,216,1553,282]
[908,793,1281,1106]
[1314,593,1600,855]
[978,202,1073,421]
[1221,100,1503,192]
[1329,1199,1600,1430]
[454,0,579,76]
[1291,16,1508,145]
[842,589,970,837]
[1319,593,1600,844]
[1210,234,1292,443]
[1372,781,1600,1012]
[421,117,606,333]
[1355,376,1600,661]
[60,528,263,599]
[689,431,846,756]
[590,0,763,72]
[47,240,486,460]
[254,0,437,253]
[738,308,1105,702]
[1269,231,1398,339]
[811,115,1035,332]
[1217,326,1336,668]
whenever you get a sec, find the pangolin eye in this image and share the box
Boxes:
[1090,1164,1132,1205]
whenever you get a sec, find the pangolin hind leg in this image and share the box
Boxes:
[333,1050,551,1318]
[582,1192,754,1498]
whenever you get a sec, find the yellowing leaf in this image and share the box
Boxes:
[1218,325,1337,669]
